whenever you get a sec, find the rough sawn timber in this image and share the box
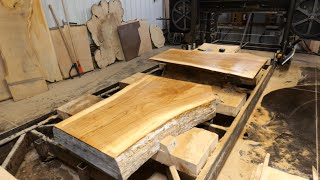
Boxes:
[54,75,217,179]
[150,49,267,80]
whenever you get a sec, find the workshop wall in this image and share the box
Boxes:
[42,0,164,28]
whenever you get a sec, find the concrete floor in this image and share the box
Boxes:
[218,53,320,179]
[0,46,171,135]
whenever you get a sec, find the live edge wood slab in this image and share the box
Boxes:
[150,49,267,80]
[53,75,217,179]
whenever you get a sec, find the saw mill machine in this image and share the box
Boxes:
[168,0,320,64]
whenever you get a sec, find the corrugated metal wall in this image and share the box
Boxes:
[42,0,164,28]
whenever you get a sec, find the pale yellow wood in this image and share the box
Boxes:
[30,0,62,82]
[153,128,219,177]
[50,26,94,78]
[150,49,267,80]
[54,75,217,179]
[168,166,181,180]
[138,20,153,56]
[0,166,17,180]
[0,56,11,101]
[150,24,165,48]
[196,43,240,53]
[313,166,318,180]
[0,0,48,101]
[57,94,103,119]
[261,167,308,180]
[119,72,147,89]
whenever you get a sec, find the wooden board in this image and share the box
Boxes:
[196,43,240,53]
[153,128,218,177]
[120,72,246,117]
[150,24,165,48]
[0,167,17,180]
[87,0,125,68]
[54,75,217,179]
[0,0,48,101]
[30,0,62,82]
[50,26,94,78]
[118,21,141,61]
[150,49,267,80]
[0,56,11,101]
[138,20,153,56]
[57,94,103,119]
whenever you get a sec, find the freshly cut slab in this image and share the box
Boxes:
[54,75,217,179]
[150,49,267,80]
[153,128,219,177]
[196,43,240,53]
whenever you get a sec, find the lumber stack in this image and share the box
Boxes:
[54,75,217,179]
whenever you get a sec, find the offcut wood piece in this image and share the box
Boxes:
[307,40,320,53]
[167,166,181,180]
[0,167,17,180]
[30,0,62,82]
[150,24,165,48]
[118,21,141,61]
[54,75,217,179]
[153,128,219,177]
[138,20,153,56]
[120,71,246,116]
[196,43,240,53]
[50,25,94,78]
[57,94,103,119]
[0,0,48,101]
[0,56,11,101]
[87,0,125,68]
[151,49,267,80]
[119,72,147,89]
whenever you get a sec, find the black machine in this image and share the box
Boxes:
[168,0,320,63]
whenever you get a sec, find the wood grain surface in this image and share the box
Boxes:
[150,49,267,80]
[55,75,216,157]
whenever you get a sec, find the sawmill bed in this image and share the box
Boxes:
[0,61,274,179]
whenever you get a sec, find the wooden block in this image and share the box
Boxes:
[119,73,146,89]
[138,20,153,56]
[0,0,48,101]
[167,166,181,180]
[150,49,268,80]
[0,167,17,180]
[50,26,94,79]
[118,21,141,61]
[153,128,219,177]
[0,56,11,101]
[196,43,240,53]
[54,75,217,179]
[57,94,103,119]
[308,40,320,53]
[261,167,308,180]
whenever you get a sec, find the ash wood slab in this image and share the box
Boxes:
[150,49,267,80]
[138,21,153,56]
[196,43,240,53]
[54,75,217,179]
[0,167,17,180]
[118,21,141,61]
[153,128,218,177]
[0,57,11,101]
[0,0,48,101]
[57,94,103,119]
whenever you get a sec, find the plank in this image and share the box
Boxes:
[120,71,246,116]
[0,166,17,180]
[0,0,48,101]
[260,167,308,180]
[57,94,103,119]
[196,43,240,53]
[0,56,11,101]
[138,20,153,56]
[153,128,218,177]
[54,75,217,179]
[150,49,268,80]
[150,24,165,48]
[118,21,141,61]
[167,166,181,180]
[30,0,62,82]
[50,25,94,78]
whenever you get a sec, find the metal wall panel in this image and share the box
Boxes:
[42,0,164,28]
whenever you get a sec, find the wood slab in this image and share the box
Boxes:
[150,24,165,48]
[0,0,48,101]
[57,94,103,119]
[118,21,141,61]
[54,75,217,179]
[153,128,218,177]
[0,167,17,180]
[0,56,11,101]
[119,72,147,89]
[50,25,94,78]
[196,43,240,53]
[138,20,153,56]
[150,49,267,80]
